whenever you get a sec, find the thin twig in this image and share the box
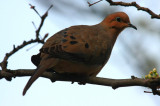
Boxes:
[87,0,103,7]
[35,5,53,39]
[144,91,152,93]
[47,5,53,12]
[29,4,41,18]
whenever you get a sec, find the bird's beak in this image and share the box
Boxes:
[128,23,137,30]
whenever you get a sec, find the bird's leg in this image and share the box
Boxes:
[78,82,86,85]
[54,72,87,85]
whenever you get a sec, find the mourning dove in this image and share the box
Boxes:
[23,12,137,95]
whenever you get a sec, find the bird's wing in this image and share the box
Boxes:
[23,25,98,95]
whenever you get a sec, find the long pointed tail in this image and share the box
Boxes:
[23,66,45,96]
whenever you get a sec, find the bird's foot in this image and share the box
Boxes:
[78,82,86,85]
[55,73,87,85]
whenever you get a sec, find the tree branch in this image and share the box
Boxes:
[106,0,160,19]
[0,4,53,79]
[0,69,160,96]
[88,0,160,19]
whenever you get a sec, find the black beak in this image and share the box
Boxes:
[128,23,137,30]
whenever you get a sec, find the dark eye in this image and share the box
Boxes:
[116,17,121,22]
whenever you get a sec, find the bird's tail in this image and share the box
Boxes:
[23,66,45,96]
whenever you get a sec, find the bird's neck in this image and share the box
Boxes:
[98,23,121,46]
[107,28,121,45]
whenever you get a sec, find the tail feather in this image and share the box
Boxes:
[23,66,45,96]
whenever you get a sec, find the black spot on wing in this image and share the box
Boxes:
[70,36,76,39]
[63,28,68,37]
[70,41,78,45]
[64,31,67,34]
[64,35,68,37]
[63,28,68,34]
[85,43,89,48]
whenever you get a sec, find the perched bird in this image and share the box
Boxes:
[23,12,137,95]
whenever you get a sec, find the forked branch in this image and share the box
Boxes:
[0,4,53,80]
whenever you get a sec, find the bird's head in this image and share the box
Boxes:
[101,12,137,33]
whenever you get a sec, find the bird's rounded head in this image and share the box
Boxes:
[101,12,137,32]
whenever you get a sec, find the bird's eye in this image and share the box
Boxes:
[116,17,121,22]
